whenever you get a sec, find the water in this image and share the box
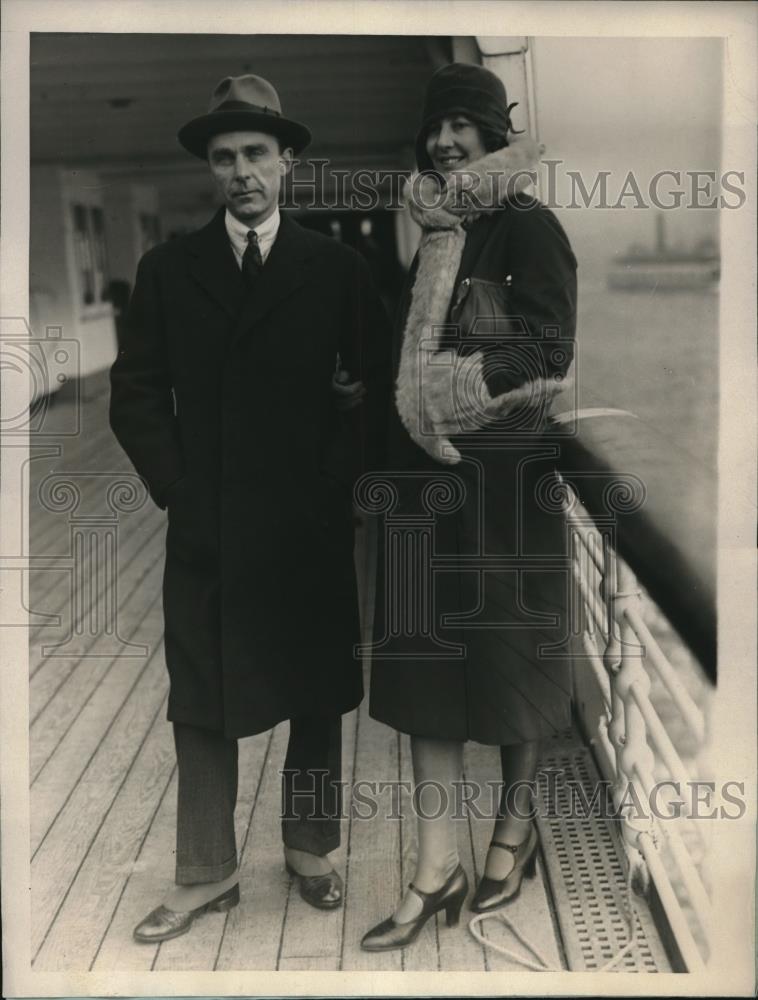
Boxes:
[573,279,718,734]
[573,281,718,477]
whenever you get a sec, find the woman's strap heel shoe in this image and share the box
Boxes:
[361,864,468,952]
[445,895,464,928]
[470,824,539,914]
[133,882,240,943]
[523,850,538,879]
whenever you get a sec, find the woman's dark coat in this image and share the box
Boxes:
[369,198,578,746]
[110,208,392,738]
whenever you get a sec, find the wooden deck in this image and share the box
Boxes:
[28,384,571,973]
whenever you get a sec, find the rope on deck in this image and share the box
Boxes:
[468,861,637,972]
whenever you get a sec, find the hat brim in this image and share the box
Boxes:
[178,109,312,158]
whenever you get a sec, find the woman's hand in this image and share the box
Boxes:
[419,349,569,451]
[332,368,366,411]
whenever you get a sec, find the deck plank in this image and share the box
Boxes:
[29,464,138,571]
[34,691,174,970]
[90,769,178,972]
[29,408,123,550]
[30,553,164,788]
[29,509,162,639]
[29,497,158,628]
[29,518,164,722]
[278,955,341,970]
[31,653,155,856]
[29,465,149,633]
[29,513,163,671]
[28,393,159,624]
[31,649,168,958]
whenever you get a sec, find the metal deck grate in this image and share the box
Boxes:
[536,735,672,972]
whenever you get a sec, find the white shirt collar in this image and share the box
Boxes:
[225,206,281,266]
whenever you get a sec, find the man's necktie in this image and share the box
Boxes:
[242,230,263,282]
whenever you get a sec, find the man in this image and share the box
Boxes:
[109,73,391,941]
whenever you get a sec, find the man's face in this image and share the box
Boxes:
[207,130,293,225]
[425,115,487,174]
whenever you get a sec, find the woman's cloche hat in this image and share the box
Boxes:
[178,73,312,159]
[415,62,520,171]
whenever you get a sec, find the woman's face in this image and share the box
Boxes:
[425,115,487,174]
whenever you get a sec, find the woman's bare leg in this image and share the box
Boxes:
[393,736,463,923]
[484,740,540,879]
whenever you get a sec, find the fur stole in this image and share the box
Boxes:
[395,137,567,465]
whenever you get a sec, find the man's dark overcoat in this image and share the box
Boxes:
[110,208,391,738]
[369,198,578,746]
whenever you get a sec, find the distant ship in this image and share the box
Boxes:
[607,214,720,291]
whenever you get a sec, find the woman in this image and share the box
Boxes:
[361,62,577,951]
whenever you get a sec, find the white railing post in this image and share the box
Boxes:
[565,485,711,968]
[601,539,656,873]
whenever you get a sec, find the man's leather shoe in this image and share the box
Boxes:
[285,860,343,909]
[133,883,240,943]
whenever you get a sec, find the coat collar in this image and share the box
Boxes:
[186,207,245,319]
[185,207,315,332]
[232,209,314,340]
[454,213,499,288]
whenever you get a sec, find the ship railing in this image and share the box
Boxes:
[565,488,711,972]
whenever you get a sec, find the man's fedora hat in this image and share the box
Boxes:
[178,74,312,159]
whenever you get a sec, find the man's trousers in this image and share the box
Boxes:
[173,715,342,885]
